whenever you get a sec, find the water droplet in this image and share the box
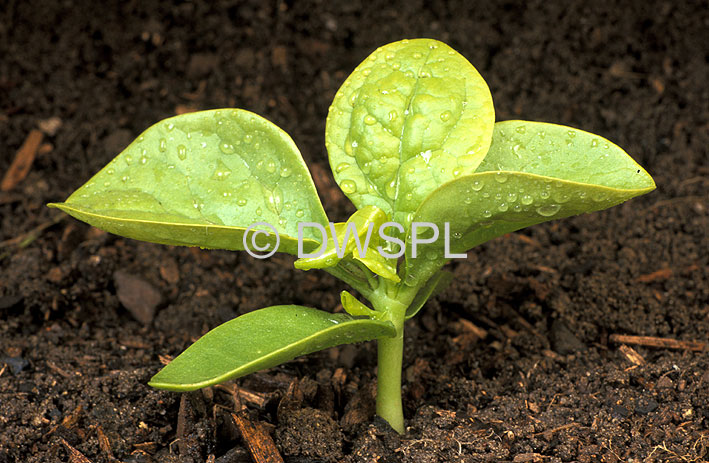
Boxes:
[159,138,167,152]
[507,192,517,202]
[521,194,534,205]
[270,186,284,214]
[362,68,371,77]
[515,125,526,134]
[278,218,287,226]
[577,191,587,199]
[591,139,599,148]
[536,204,561,217]
[494,172,508,183]
[482,210,492,218]
[405,192,413,201]
[106,168,114,175]
[166,123,175,131]
[385,180,396,199]
[364,115,377,125]
[280,167,292,178]
[125,155,133,165]
[418,69,431,78]
[567,130,576,138]
[140,155,148,164]
[440,111,452,122]
[341,180,357,194]
[452,168,461,177]
[295,209,304,218]
[237,199,247,207]
[266,160,277,173]
[213,160,232,180]
[174,144,187,160]
[388,110,398,122]
[413,52,422,59]
[498,203,509,212]
[138,135,145,142]
[452,232,462,239]
[121,176,129,183]
[255,207,263,216]
[463,196,472,205]
[220,142,235,154]
[540,191,550,199]
[336,162,350,173]
[385,52,395,61]
[471,180,483,191]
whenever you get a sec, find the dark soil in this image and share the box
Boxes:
[1,1,707,462]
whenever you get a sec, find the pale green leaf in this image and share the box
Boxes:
[403,121,656,286]
[49,109,328,255]
[326,38,494,227]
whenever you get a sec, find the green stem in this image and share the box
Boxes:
[373,283,418,434]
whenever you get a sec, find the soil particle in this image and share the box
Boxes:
[114,269,163,325]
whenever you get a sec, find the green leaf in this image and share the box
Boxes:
[49,109,328,255]
[403,121,656,286]
[326,39,494,227]
[294,205,398,281]
[405,270,453,319]
[149,305,395,391]
[341,291,380,318]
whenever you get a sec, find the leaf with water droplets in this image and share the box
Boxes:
[402,121,655,286]
[326,39,494,227]
[149,305,395,391]
[49,109,328,255]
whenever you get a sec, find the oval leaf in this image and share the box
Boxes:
[49,109,328,255]
[326,39,494,226]
[403,122,655,286]
[149,305,395,391]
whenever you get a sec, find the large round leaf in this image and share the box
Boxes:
[326,39,494,227]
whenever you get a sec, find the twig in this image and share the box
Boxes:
[609,334,707,352]
[231,411,285,463]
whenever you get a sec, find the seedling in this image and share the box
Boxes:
[49,39,655,433]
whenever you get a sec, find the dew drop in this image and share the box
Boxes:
[166,122,175,131]
[388,110,398,122]
[336,162,350,173]
[364,115,377,125]
[482,210,492,218]
[515,125,526,134]
[237,199,247,207]
[507,192,517,202]
[177,144,187,160]
[471,180,483,191]
[159,138,167,152]
[266,160,277,173]
[270,186,284,214]
[362,68,371,77]
[341,180,357,194]
[295,209,304,218]
[405,192,413,201]
[413,52,422,59]
[280,166,292,178]
[521,194,533,205]
[440,111,452,122]
[385,180,397,199]
[452,232,462,239]
[494,172,508,183]
[121,175,129,183]
[255,207,263,216]
[125,155,133,165]
[106,168,114,175]
[498,203,509,212]
[536,204,561,217]
[540,191,550,199]
[140,155,148,164]
[567,130,576,138]
[591,139,599,148]
[220,142,235,154]
[418,69,431,78]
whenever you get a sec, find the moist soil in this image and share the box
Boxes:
[1,1,707,462]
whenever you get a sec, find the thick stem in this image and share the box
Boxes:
[373,283,418,434]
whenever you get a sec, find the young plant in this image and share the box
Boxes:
[49,39,655,433]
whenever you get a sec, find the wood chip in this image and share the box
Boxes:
[60,438,94,463]
[618,344,645,365]
[231,411,284,463]
[95,425,114,459]
[636,268,673,282]
[609,334,706,352]
[2,129,43,191]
